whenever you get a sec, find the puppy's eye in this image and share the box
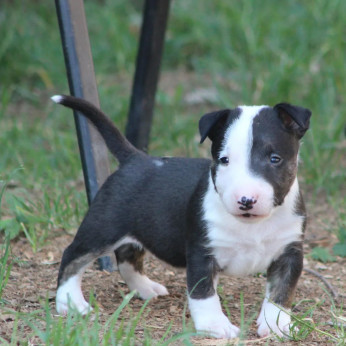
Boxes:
[219,157,229,165]
[270,154,282,164]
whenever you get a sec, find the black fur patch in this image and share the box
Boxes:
[250,108,300,206]
[185,174,220,299]
[267,241,304,307]
[294,190,307,231]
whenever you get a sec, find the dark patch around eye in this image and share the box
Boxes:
[250,108,300,206]
[270,154,282,164]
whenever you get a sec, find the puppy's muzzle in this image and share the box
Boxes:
[237,196,257,211]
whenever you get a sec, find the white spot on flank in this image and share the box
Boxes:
[153,159,164,167]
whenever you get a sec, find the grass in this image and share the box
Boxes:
[0,237,12,305]
[0,0,345,344]
[5,292,149,345]
[1,292,196,345]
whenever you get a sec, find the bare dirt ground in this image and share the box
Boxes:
[0,189,345,345]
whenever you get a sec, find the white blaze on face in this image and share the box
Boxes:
[214,106,274,218]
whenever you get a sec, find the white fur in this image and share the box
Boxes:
[257,287,294,337]
[56,271,91,315]
[113,236,169,299]
[204,176,303,276]
[118,262,168,299]
[112,236,142,251]
[204,105,304,275]
[215,106,274,217]
[188,294,240,339]
[51,95,63,104]
[153,159,164,167]
[56,236,166,316]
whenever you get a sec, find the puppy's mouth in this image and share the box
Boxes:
[241,213,259,218]
[236,213,269,221]
[241,213,254,218]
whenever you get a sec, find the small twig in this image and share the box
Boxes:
[191,335,271,345]
[242,335,271,344]
[326,321,346,328]
[303,268,339,300]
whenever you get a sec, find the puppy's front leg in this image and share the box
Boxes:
[257,241,303,337]
[187,245,239,339]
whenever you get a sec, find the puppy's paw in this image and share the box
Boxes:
[56,296,92,316]
[56,276,92,316]
[189,294,239,339]
[129,276,169,300]
[195,313,240,339]
[119,262,169,299]
[257,301,295,338]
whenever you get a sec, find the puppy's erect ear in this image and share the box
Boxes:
[274,103,312,139]
[199,109,231,143]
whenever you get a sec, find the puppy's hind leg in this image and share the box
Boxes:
[56,180,129,315]
[115,243,169,299]
[56,244,99,316]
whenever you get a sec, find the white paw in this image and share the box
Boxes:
[257,300,294,337]
[118,262,168,299]
[189,294,240,339]
[56,275,92,315]
[56,296,92,316]
[195,313,240,339]
[130,276,169,300]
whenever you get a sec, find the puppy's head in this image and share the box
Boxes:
[199,103,311,221]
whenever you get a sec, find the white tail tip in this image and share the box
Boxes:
[51,95,63,103]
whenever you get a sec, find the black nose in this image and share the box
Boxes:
[238,196,257,211]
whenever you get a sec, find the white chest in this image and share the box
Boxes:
[211,231,286,276]
[209,218,303,276]
[203,181,304,277]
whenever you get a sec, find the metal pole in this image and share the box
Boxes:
[126,0,171,151]
[55,0,114,271]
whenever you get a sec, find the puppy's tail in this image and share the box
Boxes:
[51,95,140,164]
